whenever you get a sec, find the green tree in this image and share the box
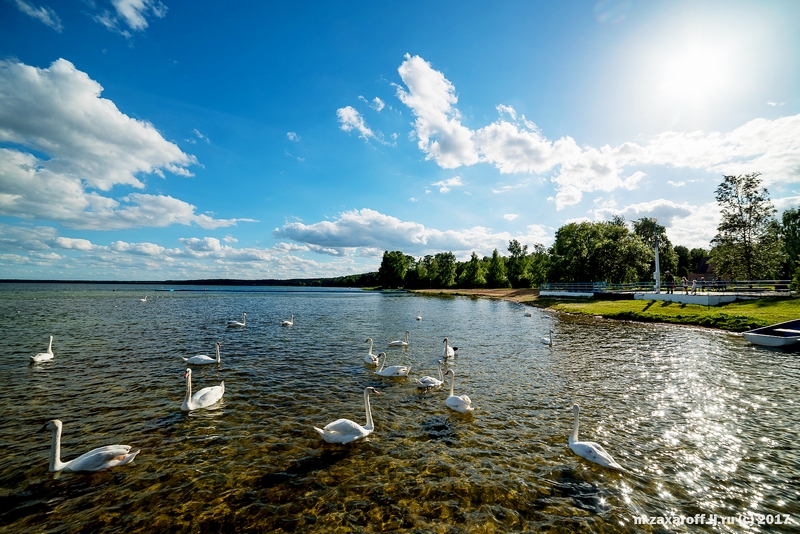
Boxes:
[486,249,509,288]
[506,239,530,288]
[632,217,678,275]
[710,173,784,279]
[674,245,690,277]
[781,207,800,278]
[378,250,412,289]
[433,252,457,288]
[689,247,708,274]
[549,220,650,284]
[528,243,550,286]
[459,252,486,288]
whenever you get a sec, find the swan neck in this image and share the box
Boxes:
[49,425,65,471]
[364,389,374,430]
[215,344,220,363]
[377,354,384,372]
[47,336,53,354]
[570,410,579,444]
[185,373,192,401]
[448,371,455,396]
[437,361,443,381]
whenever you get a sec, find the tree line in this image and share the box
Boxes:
[378,173,800,290]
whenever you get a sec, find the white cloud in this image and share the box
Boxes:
[287,131,300,142]
[193,129,210,143]
[273,208,553,259]
[767,101,784,107]
[337,106,377,141]
[95,0,167,35]
[667,180,686,187]
[431,176,463,193]
[371,97,385,112]
[503,214,518,221]
[0,59,245,231]
[13,0,62,31]
[393,55,800,211]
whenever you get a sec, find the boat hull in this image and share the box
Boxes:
[743,318,800,347]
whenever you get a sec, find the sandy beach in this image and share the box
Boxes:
[410,288,540,303]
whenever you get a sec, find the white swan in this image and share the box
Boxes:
[416,311,422,321]
[40,419,140,472]
[280,314,294,326]
[415,360,444,389]
[364,338,379,365]
[31,335,54,363]
[139,295,147,302]
[541,329,553,346]
[313,387,380,444]
[182,342,221,365]
[388,330,409,347]
[375,352,411,377]
[444,369,473,413]
[524,310,532,317]
[443,337,458,358]
[181,368,225,411]
[569,404,622,470]
[227,313,246,327]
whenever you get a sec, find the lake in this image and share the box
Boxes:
[0,283,798,532]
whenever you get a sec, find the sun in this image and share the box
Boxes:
[653,38,735,107]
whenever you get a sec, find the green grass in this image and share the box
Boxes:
[528,296,800,331]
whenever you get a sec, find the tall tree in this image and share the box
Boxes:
[486,249,508,288]
[433,251,457,288]
[710,173,784,279]
[459,252,486,288]
[506,239,530,288]
[528,243,550,287]
[781,207,800,278]
[674,245,690,277]
[378,250,412,289]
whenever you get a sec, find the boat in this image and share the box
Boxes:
[742,319,800,347]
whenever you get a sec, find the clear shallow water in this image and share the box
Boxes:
[0,283,798,533]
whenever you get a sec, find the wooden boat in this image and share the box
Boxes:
[743,319,800,347]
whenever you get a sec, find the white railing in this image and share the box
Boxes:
[540,280,793,295]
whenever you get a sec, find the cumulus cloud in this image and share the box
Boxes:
[273,208,553,259]
[431,176,463,193]
[12,0,62,31]
[503,214,518,221]
[393,54,800,210]
[0,59,245,230]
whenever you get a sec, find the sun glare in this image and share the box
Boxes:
[654,39,734,107]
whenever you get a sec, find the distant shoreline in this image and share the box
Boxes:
[410,288,540,303]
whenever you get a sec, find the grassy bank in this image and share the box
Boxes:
[410,289,800,331]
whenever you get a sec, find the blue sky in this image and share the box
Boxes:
[1,0,799,280]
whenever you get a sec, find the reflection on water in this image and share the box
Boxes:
[0,283,798,532]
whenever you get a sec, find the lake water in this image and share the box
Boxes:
[0,283,798,533]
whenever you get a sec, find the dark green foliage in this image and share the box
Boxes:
[378,250,413,289]
[506,239,530,288]
[548,220,651,284]
[486,249,509,288]
[632,217,678,275]
[459,252,486,288]
[781,208,800,278]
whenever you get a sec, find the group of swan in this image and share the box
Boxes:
[31,335,54,363]
[227,313,247,327]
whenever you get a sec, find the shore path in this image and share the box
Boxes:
[410,288,540,303]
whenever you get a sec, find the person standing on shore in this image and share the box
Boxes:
[682,277,689,294]
[665,271,675,294]
[691,278,697,294]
